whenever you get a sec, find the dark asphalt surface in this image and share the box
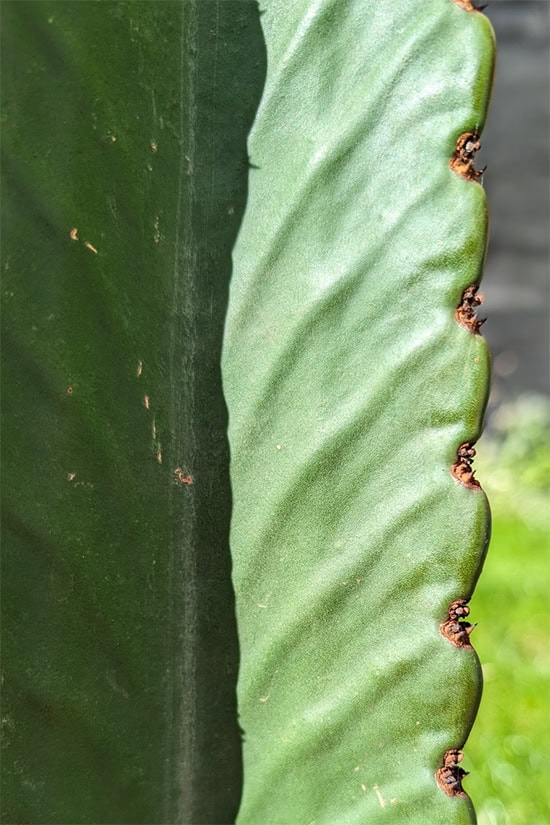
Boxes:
[479,1,549,406]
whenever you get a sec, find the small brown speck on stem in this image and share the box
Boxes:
[66,386,73,395]
[174,468,193,486]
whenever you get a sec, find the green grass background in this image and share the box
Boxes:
[465,397,549,825]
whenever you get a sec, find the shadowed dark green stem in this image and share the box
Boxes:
[1,3,265,822]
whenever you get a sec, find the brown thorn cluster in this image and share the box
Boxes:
[436,749,469,797]
[456,285,486,334]
[451,441,481,489]
[440,599,476,648]
[449,132,486,182]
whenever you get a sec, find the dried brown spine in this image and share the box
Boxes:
[440,599,476,649]
[451,441,481,489]
[452,0,487,12]
[449,132,486,182]
[456,285,486,334]
[436,749,469,797]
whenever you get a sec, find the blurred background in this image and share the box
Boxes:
[463,3,549,824]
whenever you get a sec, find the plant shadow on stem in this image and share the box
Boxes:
[176,2,267,823]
